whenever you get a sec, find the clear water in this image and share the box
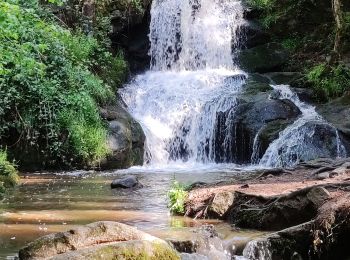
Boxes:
[0,171,264,259]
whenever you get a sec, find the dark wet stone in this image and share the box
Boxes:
[111,176,143,189]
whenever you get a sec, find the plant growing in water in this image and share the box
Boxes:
[167,180,188,215]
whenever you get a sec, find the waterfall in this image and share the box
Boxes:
[119,0,346,168]
[258,85,347,167]
[120,0,246,166]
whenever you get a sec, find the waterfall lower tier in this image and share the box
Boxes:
[120,69,246,166]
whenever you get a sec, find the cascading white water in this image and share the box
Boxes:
[258,85,347,167]
[120,0,346,169]
[149,0,244,71]
[120,0,246,166]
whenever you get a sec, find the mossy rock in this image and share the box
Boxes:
[99,102,145,170]
[242,73,273,96]
[51,240,180,260]
[19,221,179,260]
[0,151,20,189]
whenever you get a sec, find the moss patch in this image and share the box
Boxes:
[0,150,19,199]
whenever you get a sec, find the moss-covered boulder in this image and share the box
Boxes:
[238,43,289,73]
[19,221,180,260]
[99,101,145,170]
[0,150,20,199]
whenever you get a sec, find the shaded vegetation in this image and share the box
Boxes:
[307,64,350,99]
[0,0,127,169]
[0,150,19,199]
[246,0,350,100]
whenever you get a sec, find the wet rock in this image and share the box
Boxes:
[237,43,289,73]
[265,121,345,166]
[243,193,350,260]
[209,192,235,218]
[111,175,142,189]
[19,221,179,260]
[317,94,350,154]
[264,72,302,85]
[100,101,145,170]
[241,21,271,49]
[168,240,199,253]
[242,221,313,260]
[213,74,301,164]
[290,87,316,104]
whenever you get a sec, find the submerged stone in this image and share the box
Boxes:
[111,176,143,189]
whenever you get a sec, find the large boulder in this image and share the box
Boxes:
[19,221,179,260]
[237,43,289,73]
[260,120,347,167]
[100,101,145,170]
[213,74,301,163]
[243,222,313,260]
[317,94,350,154]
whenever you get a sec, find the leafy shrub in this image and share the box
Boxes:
[167,180,188,215]
[0,150,20,199]
[307,64,350,99]
[0,0,127,168]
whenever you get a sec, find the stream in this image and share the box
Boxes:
[0,167,265,259]
[1,0,347,258]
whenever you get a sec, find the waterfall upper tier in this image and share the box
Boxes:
[149,0,244,71]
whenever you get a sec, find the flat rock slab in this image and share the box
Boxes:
[19,221,179,260]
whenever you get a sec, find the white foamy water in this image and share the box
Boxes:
[120,0,246,167]
[120,0,346,170]
[259,85,346,167]
[149,0,244,70]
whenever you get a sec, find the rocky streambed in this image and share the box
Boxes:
[185,158,350,259]
[3,158,350,259]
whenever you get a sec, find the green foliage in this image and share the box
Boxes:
[281,37,302,52]
[0,0,127,168]
[307,64,350,99]
[0,150,20,192]
[247,0,279,28]
[130,0,143,12]
[167,180,188,215]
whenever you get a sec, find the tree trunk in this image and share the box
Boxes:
[332,0,345,61]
